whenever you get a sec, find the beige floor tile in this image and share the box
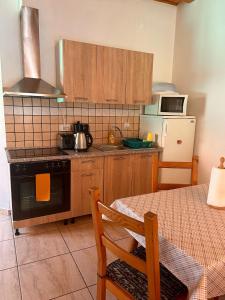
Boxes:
[88,284,116,300]
[59,222,96,251]
[19,253,85,300]
[0,267,21,300]
[0,239,17,270]
[14,222,58,238]
[15,230,69,265]
[72,246,116,286]
[0,219,13,242]
[54,288,92,300]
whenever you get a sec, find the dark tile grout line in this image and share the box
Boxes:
[12,230,23,300]
[49,286,93,300]
[57,223,95,300]
[1,217,127,299]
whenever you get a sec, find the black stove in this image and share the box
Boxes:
[9,147,68,159]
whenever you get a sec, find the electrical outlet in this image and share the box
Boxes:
[59,124,71,132]
[124,122,130,129]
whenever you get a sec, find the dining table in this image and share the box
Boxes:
[110,184,225,300]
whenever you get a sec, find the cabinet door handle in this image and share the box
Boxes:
[141,154,152,158]
[74,97,88,101]
[81,160,95,164]
[113,156,126,160]
[81,173,94,177]
[106,99,118,102]
[134,100,144,104]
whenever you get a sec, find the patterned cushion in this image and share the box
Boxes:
[106,246,187,300]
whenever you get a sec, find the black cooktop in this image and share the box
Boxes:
[9,148,68,159]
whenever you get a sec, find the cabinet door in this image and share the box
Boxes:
[126,51,153,105]
[104,155,131,206]
[62,40,97,102]
[71,169,103,217]
[96,46,126,104]
[131,153,153,196]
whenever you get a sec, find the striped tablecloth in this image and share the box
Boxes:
[111,184,225,300]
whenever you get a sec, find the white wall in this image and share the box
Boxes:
[1,0,177,87]
[0,60,11,210]
[173,0,225,183]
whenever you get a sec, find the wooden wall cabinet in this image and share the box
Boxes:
[58,40,97,102]
[95,46,127,104]
[71,157,103,217]
[59,39,153,105]
[126,51,153,105]
[104,155,132,206]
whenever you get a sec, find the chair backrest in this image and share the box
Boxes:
[89,187,160,300]
[151,155,199,192]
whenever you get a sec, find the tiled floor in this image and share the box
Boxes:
[0,212,133,300]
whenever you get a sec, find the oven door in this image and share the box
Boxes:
[11,172,70,220]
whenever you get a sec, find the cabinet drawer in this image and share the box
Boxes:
[71,157,104,172]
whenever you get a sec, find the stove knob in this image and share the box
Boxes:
[15,164,21,173]
[22,165,27,172]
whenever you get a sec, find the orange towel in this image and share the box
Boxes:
[35,173,51,202]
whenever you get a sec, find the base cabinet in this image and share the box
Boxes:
[104,155,132,206]
[71,152,157,217]
[71,157,104,217]
[71,169,103,217]
[131,153,153,196]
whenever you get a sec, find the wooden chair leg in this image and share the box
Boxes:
[97,276,106,300]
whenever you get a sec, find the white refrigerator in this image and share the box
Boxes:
[139,115,196,184]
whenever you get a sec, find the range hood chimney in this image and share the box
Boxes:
[4,6,65,98]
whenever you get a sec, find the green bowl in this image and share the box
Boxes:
[122,138,153,149]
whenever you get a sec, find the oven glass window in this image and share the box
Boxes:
[19,175,64,212]
[12,172,70,220]
[161,97,185,113]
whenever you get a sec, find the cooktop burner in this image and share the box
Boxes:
[9,147,68,159]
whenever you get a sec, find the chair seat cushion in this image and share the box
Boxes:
[106,246,187,300]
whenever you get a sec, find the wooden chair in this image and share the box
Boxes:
[151,155,199,192]
[89,187,188,300]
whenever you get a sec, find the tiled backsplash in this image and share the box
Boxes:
[3,97,140,148]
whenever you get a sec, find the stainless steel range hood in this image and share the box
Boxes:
[4,6,65,98]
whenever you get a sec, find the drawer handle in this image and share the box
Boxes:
[81,173,94,177]
[114,156,126,160]
[177,140,183,145]
[106,99,118,102]
[74,97,88,101]
[81,160,95,164]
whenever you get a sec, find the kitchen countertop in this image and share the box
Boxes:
[6,146,162,164]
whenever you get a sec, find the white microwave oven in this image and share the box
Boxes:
[144,93,188,116]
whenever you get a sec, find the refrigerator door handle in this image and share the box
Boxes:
[162,121,168,147]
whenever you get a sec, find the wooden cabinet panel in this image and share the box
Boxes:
[131,153,152,196]
[104,155,131,206]
[71,169,103,217]
[71,157,104,172]
[126,51,153,105]
[95,46,126,104]
[61,40,97,102]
